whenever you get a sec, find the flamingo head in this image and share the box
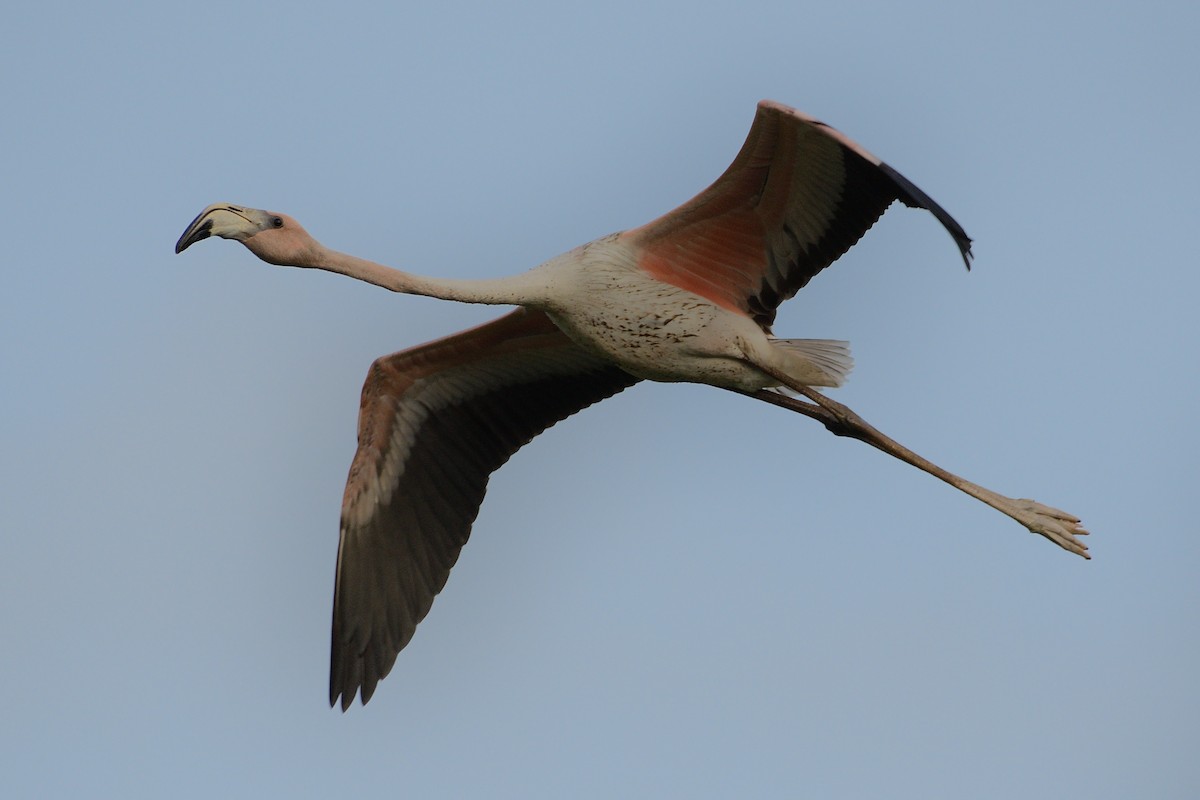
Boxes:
[175,203,319,266]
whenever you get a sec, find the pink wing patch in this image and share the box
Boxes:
[637,209,769,316]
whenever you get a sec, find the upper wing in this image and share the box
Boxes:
[331,308,639,709]
[623,100,973,328]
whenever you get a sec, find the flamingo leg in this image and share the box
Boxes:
[749,387,1090,559]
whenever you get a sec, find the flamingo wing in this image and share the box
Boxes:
[330,308,638,709]
[623,100,973,327]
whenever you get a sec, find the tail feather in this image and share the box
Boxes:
[771,338,853,388]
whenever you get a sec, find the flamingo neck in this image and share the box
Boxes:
[307,243,547,307]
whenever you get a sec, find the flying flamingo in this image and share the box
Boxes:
[176,100,1088,710]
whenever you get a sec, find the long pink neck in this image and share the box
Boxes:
[305,243,550,308]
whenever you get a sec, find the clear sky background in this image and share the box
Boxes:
[3,1,1197,797]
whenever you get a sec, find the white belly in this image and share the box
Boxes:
[533,235,780,391]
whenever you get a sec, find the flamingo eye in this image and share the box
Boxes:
[272,217,284,228]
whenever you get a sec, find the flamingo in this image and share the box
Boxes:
[175,100,1088,710]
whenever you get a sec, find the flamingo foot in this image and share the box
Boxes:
[1002,497,1090,559]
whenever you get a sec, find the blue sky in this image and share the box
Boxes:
[3,1,1197,797]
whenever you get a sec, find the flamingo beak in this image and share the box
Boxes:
[175,203,275,254]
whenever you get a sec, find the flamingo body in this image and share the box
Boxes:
[175,100,1087,711]
[526,234,846,390]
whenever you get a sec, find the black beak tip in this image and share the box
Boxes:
[175,218,213,254]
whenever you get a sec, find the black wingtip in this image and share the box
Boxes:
[955,233,974,272]
[877,161,973,271]
[330,687,355,712]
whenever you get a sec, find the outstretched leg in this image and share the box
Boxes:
[750,387,1090,559]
